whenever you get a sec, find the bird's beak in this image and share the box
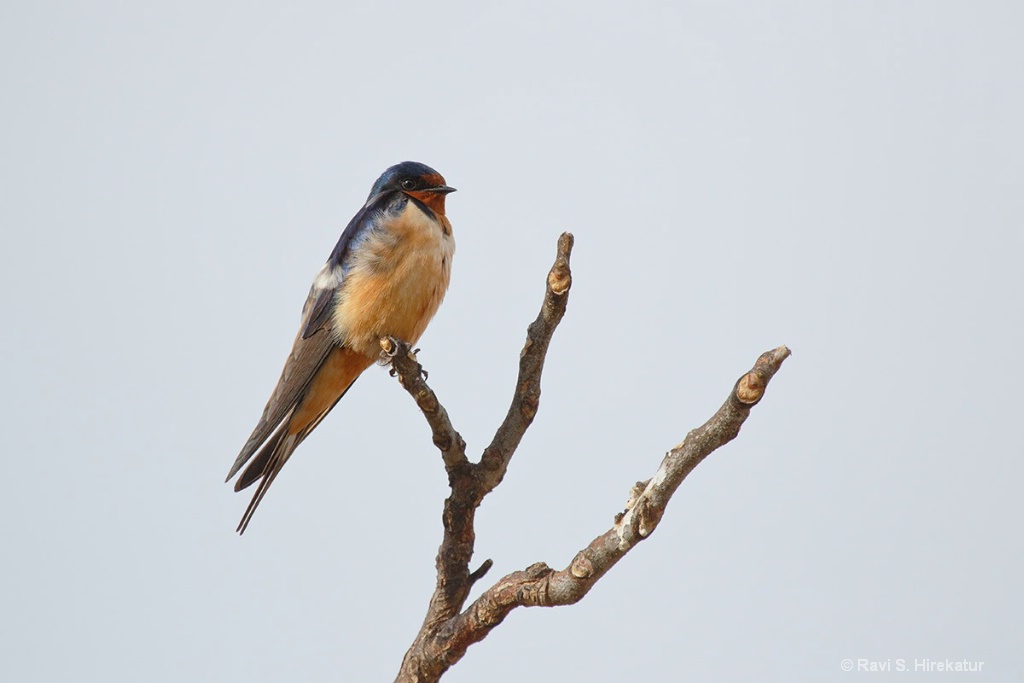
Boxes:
[429,185,456,194]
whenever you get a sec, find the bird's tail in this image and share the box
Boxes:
[234,426,302,534]
[231,346,374,534]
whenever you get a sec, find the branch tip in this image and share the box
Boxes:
[735,345,791,404]
[557,231,574,254]
[546,232,574,295]
[468,559,494,585]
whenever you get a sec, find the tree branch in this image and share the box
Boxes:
[381,339,467,474]
[385,232,789,682]
[449,345,791,634]
[477,231,573,493]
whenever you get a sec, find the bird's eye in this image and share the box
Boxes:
[401,179,417,190]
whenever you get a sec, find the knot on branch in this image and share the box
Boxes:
[570,551,594,579]
[548,263,571,295]
[514,563,554,606]
[520,387,539,421]
[614,479,650,524]
[734,346,792,405]
[546,232,574,297]
[735,372,765,404]
[612,478,664,544]
[432,432,453,451]
[417,388,439,413]
[635,497,661,538]
[627,479,649,510]
[524,561,552,579]
[477,563,555,619]
[520,336,533,358]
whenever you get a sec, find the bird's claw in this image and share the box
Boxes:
[378,337,427,379]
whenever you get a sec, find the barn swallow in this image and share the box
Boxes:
[225,161,456,533]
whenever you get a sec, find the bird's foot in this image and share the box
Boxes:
[413,348,428,379]
[379,336,399,360]
[379,337,426,377]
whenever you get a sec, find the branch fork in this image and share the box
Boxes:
[383,232,789,682]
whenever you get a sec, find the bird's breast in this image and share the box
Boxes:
[332,203,454,357]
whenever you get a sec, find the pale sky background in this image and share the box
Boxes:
[2,2,1021,681]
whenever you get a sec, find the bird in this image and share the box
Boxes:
[225,161,456,534]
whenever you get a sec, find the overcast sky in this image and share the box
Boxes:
[2,2,1021,681]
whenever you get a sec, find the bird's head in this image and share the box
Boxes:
[368,161,456,215]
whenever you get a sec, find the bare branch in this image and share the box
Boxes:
[421,346,791,667]
[390,233,575,682]
[382,338,467,473]
[467,559,494,588]
[477,231,574,493]
[385,337,477,635]
[386,231,790,682]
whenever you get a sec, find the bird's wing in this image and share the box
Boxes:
[224,292,337,482]
[225,192,396,482]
